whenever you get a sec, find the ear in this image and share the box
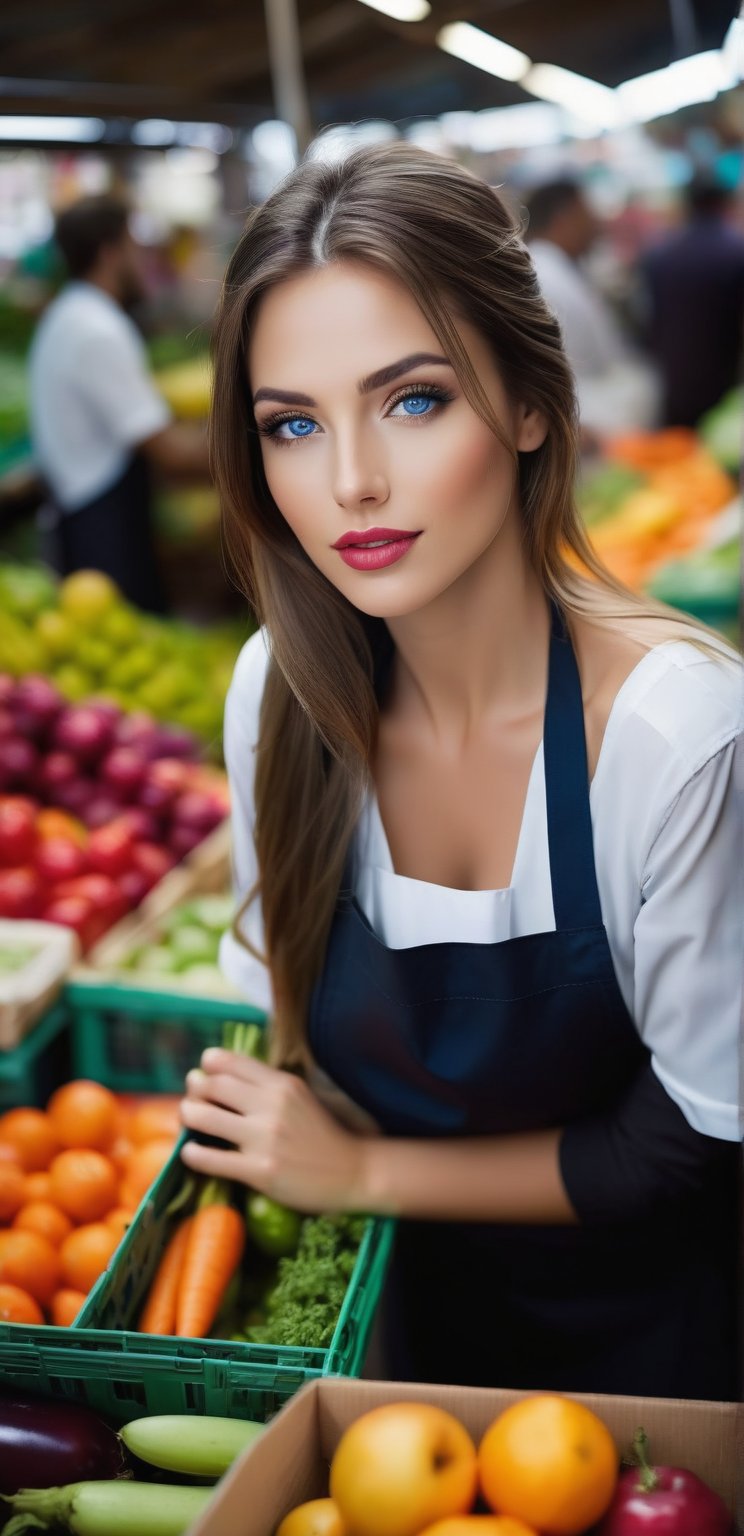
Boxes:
[514,402,548,454]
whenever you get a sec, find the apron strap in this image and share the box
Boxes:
[544,603,603,931]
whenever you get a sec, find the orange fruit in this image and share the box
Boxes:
[0,1229,61,1308]
[108,1134,133,1174]
[13,1201,73,1247]
[49,1150,118,1223]
[35,808,88,846]
[0,1282,44,1325]
[420,1521,538,1535]
[0,1162,26,1222]
[105,1207,132,1242]
[50,1288,87,1327]
[126,1098,181,1146]
[22,1172,53,1203]
[479,1396,618,1536]
[277,1500,347,1536]
[120,1138,173,1209]
[0,1144,21,1167]
[0,1109,59,1172]
[60,1223,119,1293]
[47,1080,118,1152]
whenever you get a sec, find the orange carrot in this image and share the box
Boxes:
[174,1185,245,1339]
[138,1216,193,1335]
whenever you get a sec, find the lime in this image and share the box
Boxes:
[246,1194,301,1258]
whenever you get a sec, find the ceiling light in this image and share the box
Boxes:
[524,63,622,128]
[357,0,431,20]
[617,50,736,122]
[132,119,177,146]
[0,116,105,142]
[437,22,530,82]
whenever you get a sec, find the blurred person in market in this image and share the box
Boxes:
[641,172,744,427]
[28,194,211,612]
[179,144,741,1404]
[524,177,659,441]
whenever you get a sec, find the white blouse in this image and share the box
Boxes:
[220,627,743,1144]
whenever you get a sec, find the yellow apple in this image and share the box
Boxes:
[276,1498,346,1536]
[330,1403,478,1536]
[418,1519,538,1535]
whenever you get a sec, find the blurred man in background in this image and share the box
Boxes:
[525,177,658,440]
[29,195,210,612]
[641,174,744,427]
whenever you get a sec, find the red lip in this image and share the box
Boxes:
[332,527,421,549]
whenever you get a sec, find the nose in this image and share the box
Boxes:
[331,428,389,511]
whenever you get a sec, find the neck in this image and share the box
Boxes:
[84,268,121,303]
[384,510,551,748]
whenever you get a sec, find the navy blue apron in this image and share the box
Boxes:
[308,606,737,1399]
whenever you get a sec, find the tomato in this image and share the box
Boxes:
[35,836,88,885]
[245,1193,301,1258]
[53,873,127,922]
[0,797,36,869]
[0,866,42,919]
[87,821,134,878]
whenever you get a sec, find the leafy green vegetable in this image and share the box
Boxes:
[245,1214,366,1349]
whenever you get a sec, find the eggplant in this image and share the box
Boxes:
[0,1392,128,1495]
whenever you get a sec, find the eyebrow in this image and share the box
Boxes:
[252,352,450,408]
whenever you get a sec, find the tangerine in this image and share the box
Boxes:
[13,1200,73,1247]
[49,1149,118,1222]
[47,1080,118,1151]
[120,1138,173,1208]
[105,1207,132,1241]
[420,1520,538,1535]
[0,1282,44,1325]
[60,1223,119,1293]
[127,1098,181,1146]
[276,1500,347,1536]
[0,1162,26,1221]
[22,1172,52,1203]
[0,1229,61,1308]
[0,1109,59,1172]
[479,1396,618,1536]
[50,1288,87,1327]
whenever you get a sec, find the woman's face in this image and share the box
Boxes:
[249,261,546,619]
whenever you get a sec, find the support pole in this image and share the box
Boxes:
[263,0,314,158]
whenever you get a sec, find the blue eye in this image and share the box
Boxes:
[281,417,316,437]
[397,394,435,416]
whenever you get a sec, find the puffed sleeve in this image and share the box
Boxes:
[218,628,274,1012]
[560,732,743,1223]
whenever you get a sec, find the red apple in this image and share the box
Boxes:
[168,824,203,860]
[87,821,134,878]
[0,865,42,919]
[36,750,78,798]
[52,777,96,816]
[53,706,113,763]
[130,841,175,891]
[35,836,88,886]
[117,868,151,908]
[0,797,37,868]
[83,794,124,830]
[11,675,62,740]
[115,807,160,843]
[171,789,224,837]
[100,747,146,799]
[41,893,94,940]
[147,758,189,795]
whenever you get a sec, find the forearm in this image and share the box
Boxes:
[358,1127,578,1224]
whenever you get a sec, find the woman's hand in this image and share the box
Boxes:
[179,1047,370,1213]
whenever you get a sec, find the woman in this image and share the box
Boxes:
[180,144,742,1400]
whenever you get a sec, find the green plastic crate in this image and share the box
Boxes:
[76,1138,394,1385]
[0,1323,311,1425]
[65,982,267,1094]
[0,1002,71,1109]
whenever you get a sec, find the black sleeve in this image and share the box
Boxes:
[559,1062,735,1224]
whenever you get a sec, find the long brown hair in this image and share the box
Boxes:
[210,142,720,1066]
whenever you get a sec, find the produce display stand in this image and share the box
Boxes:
[0,999,71,1110]
[0,1140,395,1426]
[0,918,78,1048]
[63,985,265,1094]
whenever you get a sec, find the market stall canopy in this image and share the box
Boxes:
[0,0,735,132]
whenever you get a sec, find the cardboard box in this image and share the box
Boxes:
[0,919,78,1047]
[189,1376,742,1536]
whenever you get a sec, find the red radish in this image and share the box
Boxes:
[36,750,78,797]
[131,842,175,889]
[100,747,146,798]
[599,1430,732,1534]
[35,837,88,885]
[53,707,112,762]
[0,738,39,790]
[0,867,42,919]
[87,822,134,877]
[0,798,36,867]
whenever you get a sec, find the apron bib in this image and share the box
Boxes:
[309,608,737,1399]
